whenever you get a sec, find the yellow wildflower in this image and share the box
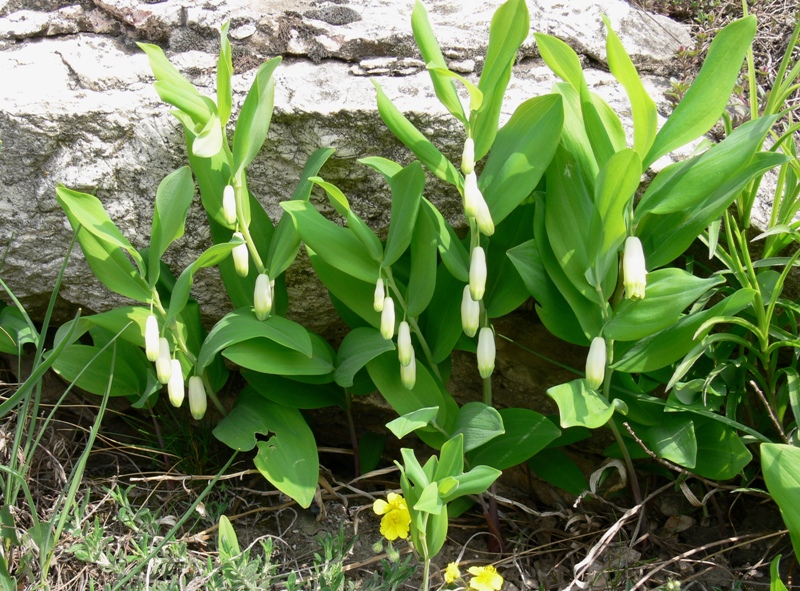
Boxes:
[372,493,411,541]
[468,565,503,591]
[445,562,461,584]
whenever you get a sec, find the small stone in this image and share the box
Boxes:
[230,22,256,40]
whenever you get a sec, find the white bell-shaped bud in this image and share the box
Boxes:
[475,194,495,236]
[469,246,487,301]
[231,232,248,277]
[461,285,480,338]
[167,358,185,407]
[400,348,416,390]
[373,277,385,312]
[155,337,172,384]
[222,185,237,226]
[463,171,481,218]
[586,337,606,390]
[188,376,208,420]
[380,296,395,340]
[623,236,647,300]
[461,137,475,175]
[477,327,495,379]
[397,321,413,367]
[145,314,159,362]
[254,273,273,320]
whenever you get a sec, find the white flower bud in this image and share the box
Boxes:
[461,137,475,175]
[254,273,273,320]
[167,358,185,407]
[623,236,647,300]
[469,246,487,301]
[188,376,207,420]
[461,285,480,337]
[155,337,172,384]
[380,296,395,340]
[463,171,480,218]
[145,314,159,362]
[373,278,385,312]
[586,336,606,390]
[397,321,413,367]
[475,193,495,236]
[222,184,237,226]
[400,348,416,390]
[477,327,495,379]
[231,232,249,277]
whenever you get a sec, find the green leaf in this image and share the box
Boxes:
[372,80,461,187]
[451,402,505,453]
[335,327,396,388]
[192,114,223,158]
[484,203,534,318]
[217,22,233,127]
[644,16,757,167]
[167,240,241,322]
[434,433,464,481]
[282,201,379,283]
[763,443,800,561]
[582,92,626,169]
[198,309,313,370]
[232,57,281,178]
[547,379,614,429]
[770,556,789,591]
[612,288,756,373]
[359,156,404,180]
[411,0,467,124]
[439,465,502,504]
[308,250,380,328]
[692,418,751,480]
[400,448,430,488]
[643,415,697,468]
[467,408,561,470]
[424,265,465,363]
[605,270,724,341]
[603,16,657,158]
[527,448,588,496]
[50,343,149,398]
[243,370,346,409]
[149,167,195,286]
[214,387,318,508]
[473,0,529,159]
[387,407,440,440]
[368,351,458,449]
[217,515,240,561]
[414,482,444,515]
[407,203,438,317]
[268,148,335,278]
[422,199,469,282]
[222,332,331,377]
[384,162,425,266]
[534,33,585,93]
[428,67,483,112]
[480,93,563,225]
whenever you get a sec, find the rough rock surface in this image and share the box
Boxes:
[0,0,691,330]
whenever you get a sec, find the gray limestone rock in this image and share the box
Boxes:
[0,0,690,329]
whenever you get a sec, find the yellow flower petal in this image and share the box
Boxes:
[373,498,390,515]
[379,509,410,541]
[445,562,461,584]
[468,565,503,591]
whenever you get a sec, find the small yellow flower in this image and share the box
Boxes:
[468,565,503,591]
[445,562,461,584]
[372,492,411,541]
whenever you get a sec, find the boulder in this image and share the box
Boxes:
[0,0,691,330]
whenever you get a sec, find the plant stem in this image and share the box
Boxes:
[422,558,431,591]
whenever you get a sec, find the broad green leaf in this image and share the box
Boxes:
[50,343,149,398]
[282,201,379,283]
[335,327,395,388]
[368,351,458,449]
[582,93,624,169]
[643,415,696,468]
[223,333,333,377]
[309,250,380,328]
[612,288,756,372]
[268,148,335,278]
[603,16,657,158]
[534,33,585,92]
[384,162,425,266]
[414,482,444,515]
[439,465,502,504]
[387,407,440,440]
[0,306,37,353]
[359,156,403,180]
[770,556,789,591]
[507,239,589,346]
[214,387,318,508]
[762,443,800,561]
[424,265,465,363]
[547,379,614,429]
[552,83,600,186]
[692,418,751,480]
[480,93,563,225]
[425,509,449,558]
[156,83,216,126]
[149,166,195,286]
[428,67,483,112]
[192,114,223,158]
[484,202,534,318]
[451,402,505,453]
[198,309,312,370]
[467,408,561,470]
[636,116,778,218]
[167,240,241,322]
[311,177,383,263]
[639,152,789,269]
[605,270,724,341]
[243,370,346,409]
[527,448,588,496]
[53,306,151,352]
[407,204,438,317]
[232,57,281,178]
[411,0,467,124]
[217,22,233,127]
[472,0,529,159]
[372,80,461,187]
[644,16,757,167]
[422,199,469,282]
[400,448,430,488]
